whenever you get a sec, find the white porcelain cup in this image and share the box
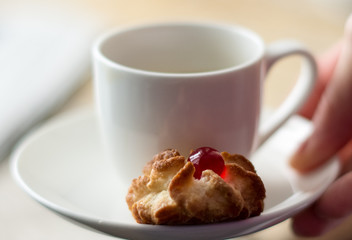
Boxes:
[93,22,316,183]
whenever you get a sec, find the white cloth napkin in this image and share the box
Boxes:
[0,2,107,160]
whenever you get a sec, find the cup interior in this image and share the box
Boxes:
[98,22,264,74]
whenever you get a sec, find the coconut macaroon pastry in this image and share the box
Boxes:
[126,147,266,225]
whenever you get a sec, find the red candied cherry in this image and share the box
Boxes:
[187,147,225,179]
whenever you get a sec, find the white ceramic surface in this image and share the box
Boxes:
[93,22,317,184]
[11,110,339,240]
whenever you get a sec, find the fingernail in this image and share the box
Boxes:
[290,140,310,172]
[290,138,319,173]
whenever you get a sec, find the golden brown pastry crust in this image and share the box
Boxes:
[126,149,265,225]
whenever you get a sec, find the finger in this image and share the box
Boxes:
[317,173,352,219]
[291,14,352,173]
[339,140,352,175]
[291,205,343,237]
[292,172,352,237]
[298,41,342,120]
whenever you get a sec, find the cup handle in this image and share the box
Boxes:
[257,40,317,147]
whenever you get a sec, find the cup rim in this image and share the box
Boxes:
[93,21,265,78]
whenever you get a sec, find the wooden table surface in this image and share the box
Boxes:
[1,0,351,239]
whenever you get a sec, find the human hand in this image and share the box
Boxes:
[290,14,352,237]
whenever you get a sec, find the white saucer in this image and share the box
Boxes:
[11,110,339,240]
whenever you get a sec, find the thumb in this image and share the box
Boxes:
[298,41,342,120]
[290,14,352,173]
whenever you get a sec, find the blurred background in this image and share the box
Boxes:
[0,0,351,239]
